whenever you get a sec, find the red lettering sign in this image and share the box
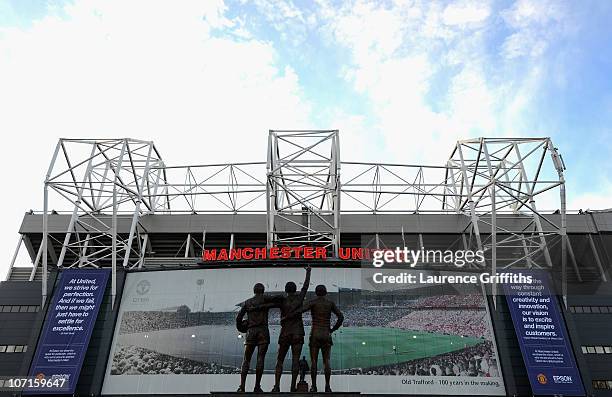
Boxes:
[201,246,375,262]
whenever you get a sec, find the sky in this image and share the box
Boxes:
[0,0,611,279]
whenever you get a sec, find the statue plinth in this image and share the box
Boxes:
[296,380,309,392]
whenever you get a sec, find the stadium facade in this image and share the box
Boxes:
[1,132,612,396]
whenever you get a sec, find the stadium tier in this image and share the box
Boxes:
[2,134,612,397]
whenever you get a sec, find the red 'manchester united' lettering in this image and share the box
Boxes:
[201,246,364,262]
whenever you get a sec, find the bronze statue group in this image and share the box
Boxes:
[235,267,344,393]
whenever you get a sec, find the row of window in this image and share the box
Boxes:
[582,346,612,354]
[593,380,612,390]
[0,345,28,353]
[0,305,40,313]
[569,306,612,314]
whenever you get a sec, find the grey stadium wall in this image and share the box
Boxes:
[2,211,612,396]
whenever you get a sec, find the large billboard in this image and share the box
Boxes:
[27,269,110,394]
[101,267,505,395]
[504,271,585,396]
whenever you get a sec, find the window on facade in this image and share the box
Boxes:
[0,344,27,353]
[582,345,612,354]
[593,380,612,390]
[570,305,612,313]
[0,305,41,313]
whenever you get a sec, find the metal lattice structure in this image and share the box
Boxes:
[446,138,567,266]
[446,138,569,297]
[6,134,576,306]
[41,139,167,306]
[266,130,341,255]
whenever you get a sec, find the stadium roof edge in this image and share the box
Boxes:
[18,212,612,234]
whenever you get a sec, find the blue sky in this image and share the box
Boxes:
[0,0,611,275]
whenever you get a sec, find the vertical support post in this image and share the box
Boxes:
[57,143,98,268]
[566,239,582,282]
[418,233,424,267]
[29,242,44,282]
[456,144,484,253]
[333,130,341,257]
[139,234,149,269]
[521,238,535,268]
[561,187,567,307]
[112,169,118,309]
[185,234,192,258]
[447,163,461,212]
[266,131,274,249]
[491,182,497,308]
[122,143,154,269]
[42,140,61,307]
[482,141,497,309]
[588,234,607,282]
[548,140,568,307]
[42,184,48,306]
[6,235,24,281]
[111,141,128,309]
[78,234,91,267]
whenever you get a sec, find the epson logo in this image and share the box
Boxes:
[552,375,573,384]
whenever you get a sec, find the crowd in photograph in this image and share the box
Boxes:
[332,306,412,327]
[111,345,240,375]
[343,341,499,378]
[412,294,484,309]
[118,294,488,337]
[119,310,234,334]
[387,309,488,338]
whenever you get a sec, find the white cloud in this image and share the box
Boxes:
[317,1,503,164]
[500,0,567,59]
[331,1,405,61]
[568,180,612,212]
[0,0,602,281]
[442,0,491,26]
[0,0,314,278]
[251,0,310,45]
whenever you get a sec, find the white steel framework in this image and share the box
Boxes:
[40,139,167,307]
[266,130,341,255]
[6,135,572,306]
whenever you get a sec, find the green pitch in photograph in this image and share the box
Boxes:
[324,327,484,370]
